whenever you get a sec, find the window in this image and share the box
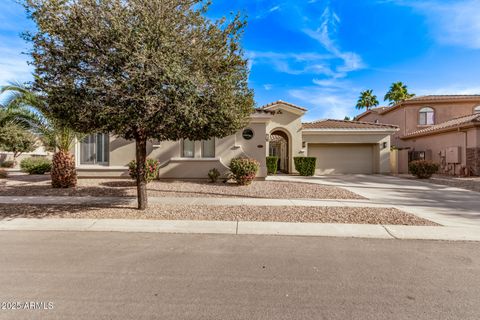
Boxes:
[182,139,194,158]
[474,106,480,114]
[419,107,434,125]
[242,128,254,140]
[80,133,109,165]
[202,139,215,158]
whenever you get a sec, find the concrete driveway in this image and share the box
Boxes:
[269,174,480,227]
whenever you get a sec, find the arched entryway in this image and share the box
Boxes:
[269,130,289,173]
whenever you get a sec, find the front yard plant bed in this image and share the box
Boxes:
[1,176,364,199]
[0,204,437,226]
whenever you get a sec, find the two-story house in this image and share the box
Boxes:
[355,95,480,175]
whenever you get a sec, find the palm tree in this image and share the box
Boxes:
[0,83,81,187]
[356,89,379,111]
[384,82,415,106]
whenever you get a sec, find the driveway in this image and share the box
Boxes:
[269,174,480,227]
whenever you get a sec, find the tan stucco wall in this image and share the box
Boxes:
[265,107,304,173]
[303,132,391,173]
[76,120,269,179]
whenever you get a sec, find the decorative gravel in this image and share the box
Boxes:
[1,175,364,199]
[0,204,437,226]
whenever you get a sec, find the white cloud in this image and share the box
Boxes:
[414,85,480,96]
[0,39,33,86]
[390,0,480,49]
[263,84,273,90]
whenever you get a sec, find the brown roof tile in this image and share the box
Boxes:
[302,119,398,130]
[403,114,480,138]
[260,100,307,111]
[405,95,480,102]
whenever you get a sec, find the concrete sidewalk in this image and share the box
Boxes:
[0,218,479,241]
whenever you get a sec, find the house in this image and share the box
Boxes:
[73,101,398,178]
[355,95,480,175]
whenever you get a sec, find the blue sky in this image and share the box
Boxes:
[1,0,480,121]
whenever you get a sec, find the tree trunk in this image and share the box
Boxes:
[135,136,148,210]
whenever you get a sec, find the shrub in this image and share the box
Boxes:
[294,157,316,176]
[229,157,259,185]
[0,169,7,179]
[0,160,15,168]
[128,158,160,183]
[20,157,52,175]
[208,168,220,183]
[409,160,439,179]
[266,156,278,175]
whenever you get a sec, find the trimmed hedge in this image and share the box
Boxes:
[128,158,160,183]
[266,156,278,175]
[0,160,15,168]
[229,157,259,185]
[294,157,316,176]
[20,157,52,175]
[409,160,439,179]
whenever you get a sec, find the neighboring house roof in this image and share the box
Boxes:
[355,95,480,120]
[259,100,308,112]
[302,119,399,130]
[402,114,480,139]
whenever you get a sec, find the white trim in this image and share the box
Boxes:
[170,157,221,162]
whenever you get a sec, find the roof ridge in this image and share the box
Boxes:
[403,113,480,138]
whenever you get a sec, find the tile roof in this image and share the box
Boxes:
[302,119,398,130]
[403,114,480,138]
[260,100,307,111]
[405,95,480,102]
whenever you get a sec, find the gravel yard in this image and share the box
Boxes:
[0,204,437,226]
[1,174,363,199]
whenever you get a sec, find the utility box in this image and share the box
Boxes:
[446,146,461,163]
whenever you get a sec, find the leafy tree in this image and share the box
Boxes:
[344,116,350,121]
[356,89,379,111]
[23,0,254,209]
[384,82,415,106]
[1,84,82,187]
[0,124,37,163]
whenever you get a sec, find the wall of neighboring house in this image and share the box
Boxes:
[401,127,480,175]
[0,144,51,168]
[76,120,270,179]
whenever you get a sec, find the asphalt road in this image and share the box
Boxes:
[0,231,479,320]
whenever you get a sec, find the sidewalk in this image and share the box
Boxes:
[0,218,479,241]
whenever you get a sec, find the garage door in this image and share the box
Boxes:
[308,144,374,174]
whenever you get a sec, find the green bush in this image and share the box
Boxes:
[294,157,316,176]
[409,160,439,179]
[0,169,7,179]
[20,157,52,175]
[266,156,278,175]
[229,157,259,185]
[128,158,160,183]
[207,168,220,183]
[0,160,15,168]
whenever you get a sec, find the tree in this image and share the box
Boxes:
[344,116,350,121]
[356,89,379,111]
[0,124,36,163]
[1,84,81,187]
[23,0,255,209]
[384,82,415,106]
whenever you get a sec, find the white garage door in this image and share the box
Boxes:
[308,144,374,175]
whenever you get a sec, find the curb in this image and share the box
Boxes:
[0,218,479,241]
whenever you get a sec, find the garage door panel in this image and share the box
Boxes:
[308,144,374,174]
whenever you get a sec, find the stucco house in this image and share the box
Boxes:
[73,101,398,178]
[355,95,480,175]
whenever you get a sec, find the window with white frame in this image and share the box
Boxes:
[474,106,480,114]
[202,139,215,158]
[80,133,109,165]
[419,107,434,125]
[182,139,195,158]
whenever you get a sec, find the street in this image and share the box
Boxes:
[0,231,479,319]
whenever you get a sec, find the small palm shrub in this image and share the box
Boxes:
[0,169,7,179]
[229,157,259,185]
[20,157,52,175]
[128,158,160,183]
[208,168,220,183]
[0,160,15,168]
[409,160,439,179]
[294,157,316,176]
[266,156,278,175]
[51,151,77,188]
